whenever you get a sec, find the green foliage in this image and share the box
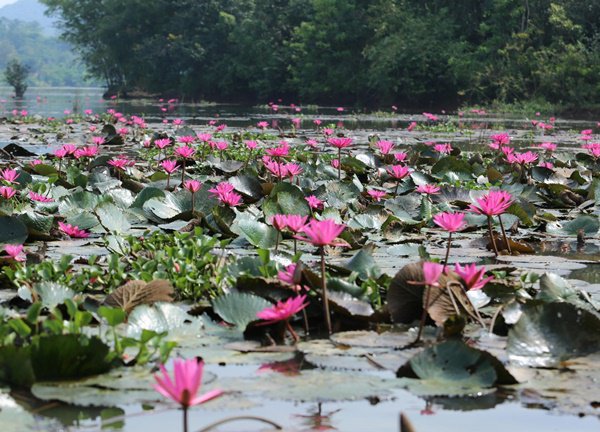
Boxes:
[40,0,600,106]
[4,58,29,97]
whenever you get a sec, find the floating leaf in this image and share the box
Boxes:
[0,216,28,245]
[127,302,191,336]
[96,203,131,233]
[397,340,516,397]
[507,302,600,367]
[235,219,278,249]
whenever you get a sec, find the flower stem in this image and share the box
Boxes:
[443,232,452,272]
[191,192,195,212]
[183,406,188,432]
[394,181,400,196]
[181,160,186,184]
[167,173,170,189]
[415,284,432,344]
[337,148,341,180]
[487,215,499,255]
[320,247,332,334]
[285,320,299,343]
[497,214,511,254]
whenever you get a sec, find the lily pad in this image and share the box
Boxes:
[507,302,600,367]
[212,292,272,330]
[397,340,516,397]
[0,216,28,245]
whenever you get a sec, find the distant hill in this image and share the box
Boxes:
[0,0,56,35]
[0,17,92,86]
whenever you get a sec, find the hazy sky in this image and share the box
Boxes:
[0,0,18,7]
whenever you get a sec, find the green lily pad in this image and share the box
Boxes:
[397,340,516,397]
[127,302,191,336]
[507,302,600,367]
[212,292,272,330]
[234,218,278,249]
[0,216,28,245]
[96,203,131,234]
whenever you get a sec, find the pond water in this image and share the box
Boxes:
[1,87,600,432]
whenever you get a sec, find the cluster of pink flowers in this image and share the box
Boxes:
[583,142,600,159]
[423,112,439,122]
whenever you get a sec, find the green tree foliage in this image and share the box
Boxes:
[41,0,600,107]
[4,58,29,97]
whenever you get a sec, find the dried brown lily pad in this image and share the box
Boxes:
[103,280,174,314]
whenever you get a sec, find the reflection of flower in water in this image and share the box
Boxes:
[295,403,340,431]
[257,358,302,376]
[420,400,435,415]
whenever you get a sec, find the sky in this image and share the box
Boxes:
[0,0,18,6]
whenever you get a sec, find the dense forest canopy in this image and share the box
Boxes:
[41,0,600,107]
[0,17,89,87]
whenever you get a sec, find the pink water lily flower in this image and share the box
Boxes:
[58,221,89,238]
[387,165,411,180]
[377,140,394,155]
[74,146,99,159]
[218,191,242,207]
[270,214,288,231]
[394,152,408,162]
[54,148,68,159]
[295,219,347,247]
[283,215,308,233]
[257,121,269,129]
[154,358,223,408]
[285,163,303,179]
[433,212,466,232]
[416,184,441,195]
[108,157,131,170]
[454,263,493,291]
[177,136,196,145]
[305,195,324,210]
[367,189,387,202]
[245,140,258,150]
[507,151,538,165]
[468,190,513,216]
[160,160,178,174]
[92,136,106,146]
[422,262,444,287]
[327,137,352,149]
[265,142,290,158]
[0,168,19,184]
[174,146,195,159]
[407,121,417,131]
[196,133,212,143]
[208,182,235,198]
[3,244,25,262]
[0,186,16,199]
[257,295,308,325]
[154,138,171,149]
[62,144,77,155]
[183,180,202,193]
[29,191,54,203]
[433,143,452,155]
[278,263,298,286]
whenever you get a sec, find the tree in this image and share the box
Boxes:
[4,59,29,98]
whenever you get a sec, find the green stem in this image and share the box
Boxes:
[487,215,499,255]
[320,247,332,334]
[181,160,186,184]
[415,284,432,344]
[337,148,341,180]
[497,214,511,254]
[443,232,452,272]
